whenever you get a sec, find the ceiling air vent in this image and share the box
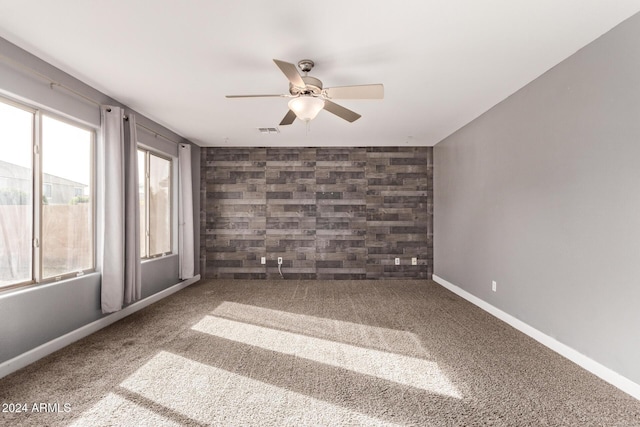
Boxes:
[257,127,280,134]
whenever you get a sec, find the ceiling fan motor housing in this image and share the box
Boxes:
[289,75,323,96]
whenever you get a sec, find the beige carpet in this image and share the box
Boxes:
[0,279,638,426]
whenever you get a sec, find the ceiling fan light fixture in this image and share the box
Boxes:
[288,96,325,122]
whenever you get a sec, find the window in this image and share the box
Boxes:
[0,100,33,288]
[41,115,93,279]
[138,149,172,258]
[0,97,94,290]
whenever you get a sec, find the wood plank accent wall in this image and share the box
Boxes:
[200,147,432,280]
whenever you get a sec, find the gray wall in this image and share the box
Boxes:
[201,147,433,280]
[0,258,178,362]
[434,13,640,384]
[0,37,199,365]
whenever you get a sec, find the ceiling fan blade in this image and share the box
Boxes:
[323,100,361,123]
[225,94,284,98]
[279,109,297,126]
[324,84,384,99]
[273,59,306,88]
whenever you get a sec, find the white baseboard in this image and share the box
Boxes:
[432,274,640,400]
[0,275,200,380]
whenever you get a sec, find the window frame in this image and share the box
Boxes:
[38,111,96,283]
[0,95,96,292]
[137,147,173,260]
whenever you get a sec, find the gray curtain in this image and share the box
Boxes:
[124,114,142,303]
[178,143,194,279]
[100,106,141,313]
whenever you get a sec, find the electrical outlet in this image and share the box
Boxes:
[261,256,266,265]
[277,257,283,265]
[492,280,497,292]
[411,257,418,265]
[395,257,400,265]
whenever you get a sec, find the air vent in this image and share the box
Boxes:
[257,127,280,134]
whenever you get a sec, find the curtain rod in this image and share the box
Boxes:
[136,121,182,146]
[0,52,101,107]
[2,53,184,146]
[107,109,181,146]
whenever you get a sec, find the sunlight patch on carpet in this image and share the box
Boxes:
[192,315,461,398]
[212,301,429,358]
[70,392,181,427]
[119,351,397,426]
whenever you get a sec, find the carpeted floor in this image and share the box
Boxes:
[0,279,638,426]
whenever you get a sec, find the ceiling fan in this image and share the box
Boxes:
[226,59,383,125]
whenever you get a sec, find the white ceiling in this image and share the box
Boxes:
[0,1,639,147]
